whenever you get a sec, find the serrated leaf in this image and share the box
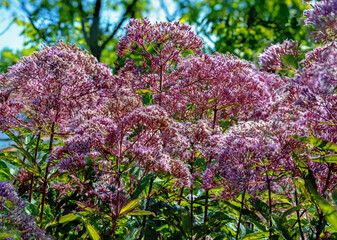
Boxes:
[15,145,40,172]
[285,53,298,70]
[125,210,155,216]
[293,136,337,153]
[292,152,318,192]
[310,155,337,163]
[131,173,155,199]
[0,160,11,181]
[281,205,303,218]
[207,97,217,104]
[243,232,268,239]
[124,227,141,240]
[77,203,111,219]
[135,89,154,94]
[293,152,337,232]
[293,178,311,201]
[272,215,298,240]
[0,151,39,176]
[0,230,20,238]
[85,222,101,240]
[120,199,141,215]
[181,210,191,234]
[51,213,80,225]
[5,130,22,146]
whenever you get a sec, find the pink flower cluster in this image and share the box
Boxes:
[304,0,337,42]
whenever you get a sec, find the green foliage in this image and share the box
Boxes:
[175,0,312,60]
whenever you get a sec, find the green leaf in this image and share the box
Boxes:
[293,178,311,201]
[291,152,318,193]
[51,213,80,225]
[0,160,12,181]
[124,227,141,240]
[85,222,101,240]
[5,130,22,147]
[131,173,155,199]
[135,89,154,94]
[181,210,191,234]
[293,136,337,153]
[293,152,337,232]
[272,215,298,240]
[120,199,141,215]
[207,97,217,104]
[243,232,269,239]
[142,93,153,106]
[281,205,303,218]
[0,151,39,176]
[250,198,269,220]
[285,53,298,70]
[0,230,20,238]
[76,203,111,219]
[125,210,155,216]
[309,155,337,163]
[15,145,40,172]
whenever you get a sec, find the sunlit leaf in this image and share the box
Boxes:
[309,155,337,163]
[293,152,337,232]
[293,136,337,153]
[124,210,155,217]
[243,232,269,239]
[120,199,142,215]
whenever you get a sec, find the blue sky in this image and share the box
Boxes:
[0,8,25,50]
[0,0,175,52]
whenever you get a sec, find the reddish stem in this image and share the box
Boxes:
[40,122,55,227]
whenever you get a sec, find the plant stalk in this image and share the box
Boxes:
[266,174,272,240]
[315,163,334,240]
[236,188,246,240]
[40,122,55,227]
[295,189,305,240]
[190,161,194,240]
[138,176,155,240]
[29,131,41,203]
[177,186,184,206]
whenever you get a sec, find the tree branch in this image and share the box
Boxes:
[0,21,14,36]
[77,0,90,45]
[100,0,139,50]
[20,1,47,41]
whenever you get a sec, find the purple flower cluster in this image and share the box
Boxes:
[2,5,337,236]
[0,41,112,132]
[0,181,51,240]
[258,39,300,71]
[304,0,337,42]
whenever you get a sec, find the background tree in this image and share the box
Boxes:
[0,0,150,63]
[0,0,312,63]
[171,0,312,60]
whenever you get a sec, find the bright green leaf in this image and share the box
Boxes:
[85,222,101,240]
[124,210,155,217]
[120,199,141,215]
[243,232,269,239]
[310,155,337,163]
[293,136,337,153]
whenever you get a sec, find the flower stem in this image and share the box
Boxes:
[315,163,334,240]
[138,176,155,240]
[40,122,55,227]
[29,131,41,203]
[295,189,305,240]
[177,186,184,206]
[236,188,246,240]
[266,173,272,240]
[190,161,194,240]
